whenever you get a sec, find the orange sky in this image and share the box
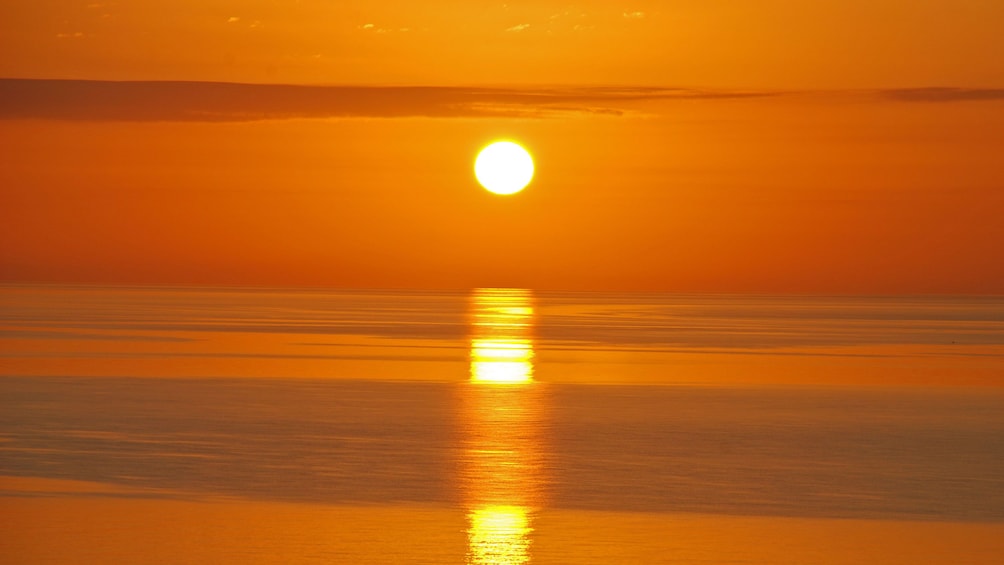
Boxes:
[1,1,1003,292]
[4,1,1004,88]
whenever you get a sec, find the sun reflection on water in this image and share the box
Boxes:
[462,289,547,565]
[469,289,534,384]
[467,506,532,565]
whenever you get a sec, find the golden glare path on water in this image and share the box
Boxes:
[469,288,535,384]
[462,289,546,565]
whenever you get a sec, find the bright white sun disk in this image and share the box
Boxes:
[474,141,534,195]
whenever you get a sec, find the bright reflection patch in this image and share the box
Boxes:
[467,506,531,565]
[469,289,535,384]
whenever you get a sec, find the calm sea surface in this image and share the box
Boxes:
[2,285,1004,563]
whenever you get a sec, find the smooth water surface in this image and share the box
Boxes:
[2,285,1004,563]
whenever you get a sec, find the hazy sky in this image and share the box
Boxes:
[1,1,1002,292]
[4,1,1004,87]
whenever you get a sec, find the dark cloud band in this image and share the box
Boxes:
[0,78,772,122]
[881,87,1004,102]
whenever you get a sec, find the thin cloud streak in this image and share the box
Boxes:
[881,87,1004,102]
[0,78,776,122]
[7,80,998,123]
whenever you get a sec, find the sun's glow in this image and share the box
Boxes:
[474,141,534,195]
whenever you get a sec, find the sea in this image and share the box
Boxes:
[1,285,1003,564]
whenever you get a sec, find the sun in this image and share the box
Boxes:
[474,141,534,195]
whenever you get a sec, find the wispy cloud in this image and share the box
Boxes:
[357,23,411,34]
[0,79,779,122]
[623,11,645,20]
[506,23,530,32]
[881,87,1004,102]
